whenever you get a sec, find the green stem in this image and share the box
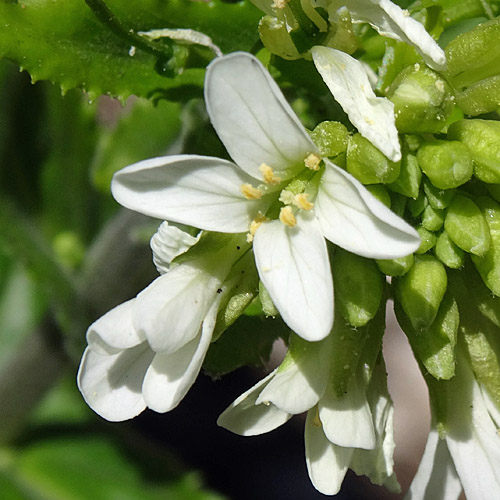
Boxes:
[84,0,173,59]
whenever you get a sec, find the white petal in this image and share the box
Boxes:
[256,334,332,414]
[312,46,401,162]
[141,299,218,413]
[319,382,376,450]
[445,360,500,500]
[77,343,154,422]
[205,52,319,181]
[133,266,219,354]
[150,221,200,275]
[217,370,292,436]
[332,0,446,70]
[253,212,333,342]
[112,155,270,233]
[304,409,353,495]
[86,299,145,355]
[404,429,462,500]
[316,160,420,259]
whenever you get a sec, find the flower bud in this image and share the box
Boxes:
[395,292,458,380]
[310,121,349,158]
[387,64,455,133]
[416,140,473,189]
[376,254,414,277]
[471,196,500,296]
[445,17,500,115]
[332,248,384,327]
[448,119,500,184]
[394,254,448,332]
[415,226,437,254]
[346,133,400,184]
[434,231,465,269]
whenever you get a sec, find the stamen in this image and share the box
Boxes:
[272,0,289,9]
[279,189,295,205]
[259,163,282,185]
[247,213,268,243]
[240,183,263,200]
[279,206,297,227]
[294,193,314,211]
[304,153,321,171]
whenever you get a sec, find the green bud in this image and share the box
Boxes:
[395,292,458,380]
[434,231,465,269]
[394,254,448,332]
[346,133,400,184]
[388,152,421,199]
[416,140,473,189]
[423,178,455,210]
[416,226,437,254]
[422,204,444,232]
[332,248,384,327]
[387,64,455,133]
[407,190,428,217]
[448,119,500,184]
[310,121,349,158]
[376,254,414,276]
[444,194,491,256]
[471,196,500,296]
[445,17,500,115]
[365,184,391,207]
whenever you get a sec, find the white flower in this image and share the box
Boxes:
[77,224,240,421]
[218,334,397,495]
[405,353,500,500]
[111,52,419,343]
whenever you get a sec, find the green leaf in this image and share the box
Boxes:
[0,435,224,500]
[92,98,182,193]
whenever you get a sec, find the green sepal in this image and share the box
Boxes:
[329,300,386,397]
[388,152,421,200]
[423,178,455,210]
[346,133,400,184]
[407,190,428,217]
[471,196,500,296]
[448,119,500,184]
[415,226,437,254]
[395,292,458,380]
[376,254,414,277]
[416,139,473,190]
[258,281,279,318]
[365,185,391,207]
[332,248,384,327]
[310,121,349,158]
[394,254,448,332]
[444,194,491,256]
[422,205,445,232]
[434,231,465,269]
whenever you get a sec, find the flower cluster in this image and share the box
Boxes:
[78,0,500,498]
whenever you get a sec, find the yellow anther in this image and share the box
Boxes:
[247,213,268,243]
[279,189,295,205]
[279,206,297,227]
[240,183,263,200]
[259,163,281,185]
[304,153,321,171]
[294,193,314,211]
[272,0,289,8]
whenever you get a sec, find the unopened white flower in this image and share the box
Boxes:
[406,354,500,500]
[218,334,397,495]
[315,0,446,70]
[112,52,419,343]
[77,224,239,421]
